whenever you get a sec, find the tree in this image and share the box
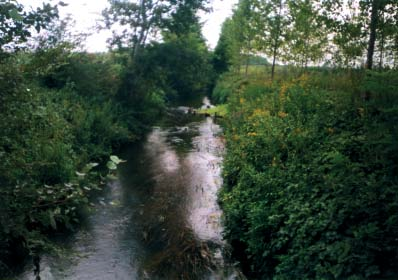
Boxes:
[103,0,168,58]
[320,0,398,69]
[365,0,382,69]
[0,0,59,54]
[213,16,245,74]
[352,0,398,69]
[213,0,256,76]
[163,0,210,36]
[252,0,288,80]
[318,0,365,67]
[151,31,213,98]
[284,0,327,68]
[212,18,234,74]
[104,0,213,109]
[375,1,398,68]
[102,0,209,59]
[233,0,257,76]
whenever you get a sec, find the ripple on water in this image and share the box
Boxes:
[16,97,244,280]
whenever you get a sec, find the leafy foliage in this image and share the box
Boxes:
[0,1,215,275]
[102,0,209,56]
[220,71,398,279]
[221,0,398,76]
[0,51,132,275]
[116,18,215,113]
[0,0,59,53]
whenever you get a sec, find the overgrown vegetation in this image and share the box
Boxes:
[216,0,398,279]
[0,0,213,276]
[219,71,398,279]
[1,0,398,278]
[0,38,131,278]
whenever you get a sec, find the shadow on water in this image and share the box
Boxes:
[16,96,244,280]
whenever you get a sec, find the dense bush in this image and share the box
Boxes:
[117,32,214,108]
[220,71,398,279]
[0,53,131,275]
[211,72,247,104]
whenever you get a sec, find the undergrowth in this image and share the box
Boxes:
[219,70,398,279]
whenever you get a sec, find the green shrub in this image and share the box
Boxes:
[212,72,248,104]
[68,96,130,161]
[0,54,131,276]
[220,71,398,279]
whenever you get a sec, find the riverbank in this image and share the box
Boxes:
[197,104,228,118]
[217,70,398,279]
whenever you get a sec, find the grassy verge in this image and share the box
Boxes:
[197,104,228,117]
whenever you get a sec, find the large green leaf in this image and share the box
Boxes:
[9,8,23,21]
[110,155,125,164]
[107,161,117,170]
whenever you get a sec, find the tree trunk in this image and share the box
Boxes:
[245,41,251,77]
[271,0,283,81]
[271,47,277,80]
[379,13,385,69]
[132,0,148,61]
[245,54,249,77]
[379,32,384,69]
[304,37,309,70]
[366,0,379,70]
[395,35,398,68]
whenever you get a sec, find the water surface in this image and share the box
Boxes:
[17,97,243,280]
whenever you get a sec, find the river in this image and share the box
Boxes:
[16,97,243,280]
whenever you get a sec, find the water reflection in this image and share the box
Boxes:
[17,97,242,280]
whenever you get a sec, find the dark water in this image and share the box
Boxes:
[16,97,243,280]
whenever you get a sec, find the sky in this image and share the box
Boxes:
[19,0,238,52]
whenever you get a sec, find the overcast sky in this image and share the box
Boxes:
[18,0,238,52]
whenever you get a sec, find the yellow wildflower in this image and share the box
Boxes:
[278,111,288,118]
[279,83,289,101]
[296,73,310,88]
[250,109,270,120]
[358,107,365,117]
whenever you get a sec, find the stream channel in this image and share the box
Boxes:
[16,96,243,280]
